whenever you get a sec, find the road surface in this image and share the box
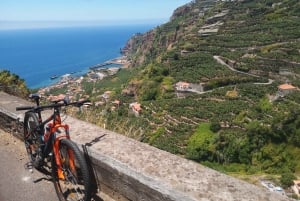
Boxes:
[0,129,58,201]
[0,129,114,201]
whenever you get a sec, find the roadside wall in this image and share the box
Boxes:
[0,91,291,201]
[0,107,22,139]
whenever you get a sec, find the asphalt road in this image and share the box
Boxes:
[0,129,116,201]
[0,129,58,201]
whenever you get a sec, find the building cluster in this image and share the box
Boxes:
[39,73,143,116]
[87,67,120,82]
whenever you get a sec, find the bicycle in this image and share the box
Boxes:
[16,94,92,201]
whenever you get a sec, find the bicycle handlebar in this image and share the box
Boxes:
[16,106,35,111]
[16,100,91,111]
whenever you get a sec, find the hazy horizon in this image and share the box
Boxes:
[0,0,191,30]
[0,19,167,31]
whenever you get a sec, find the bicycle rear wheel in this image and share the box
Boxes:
[52,139,91,201]
[23,112,42,165]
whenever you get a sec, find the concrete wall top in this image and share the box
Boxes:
[0,91,290,201]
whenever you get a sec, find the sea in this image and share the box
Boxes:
[0,24,155,89]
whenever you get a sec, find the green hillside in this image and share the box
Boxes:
[0,70,29,98]
[73,0,300,181]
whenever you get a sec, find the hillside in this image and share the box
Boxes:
[44,0,300,187]
[0,70,29,98]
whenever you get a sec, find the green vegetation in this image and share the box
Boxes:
[187,123,216,162]
[68,0,300,187]
[1,0,299,189]
[0,70,29,98]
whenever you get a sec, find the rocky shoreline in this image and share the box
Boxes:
[37,56,130,97]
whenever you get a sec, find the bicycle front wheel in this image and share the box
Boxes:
[52,139,91,201]
[23,112,42,165]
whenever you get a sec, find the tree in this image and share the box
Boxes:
[187,123,216,161]
[257,96,272,112]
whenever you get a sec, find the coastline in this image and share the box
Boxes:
[1,24,153,89]
[37,55,130,95]
[89,56,130,70]
[31,55,131,90]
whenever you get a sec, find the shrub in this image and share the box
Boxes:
[210,121,221,133]
[280,171,296,188]
[187,123,216,161]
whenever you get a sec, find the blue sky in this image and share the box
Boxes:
[0,0,191,25]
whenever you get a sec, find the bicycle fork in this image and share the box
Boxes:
[52,131,76,180]
[53,139,64,180]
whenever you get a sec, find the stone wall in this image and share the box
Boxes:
[0,109,23,139]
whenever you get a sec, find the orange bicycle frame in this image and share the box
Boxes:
[51,122,76,180]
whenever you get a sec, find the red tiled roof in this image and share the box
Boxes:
[278,84,296,90]
[131,102,141,112]
[112,100,121,105]
[176,81,190,87]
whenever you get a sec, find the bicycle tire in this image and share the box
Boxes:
[23,112,42,166]
[52,139,92,201]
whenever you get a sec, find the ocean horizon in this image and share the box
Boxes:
[0,24,155,89]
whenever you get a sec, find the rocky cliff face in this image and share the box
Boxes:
[122,30,156,66]
[122,0,219,67]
